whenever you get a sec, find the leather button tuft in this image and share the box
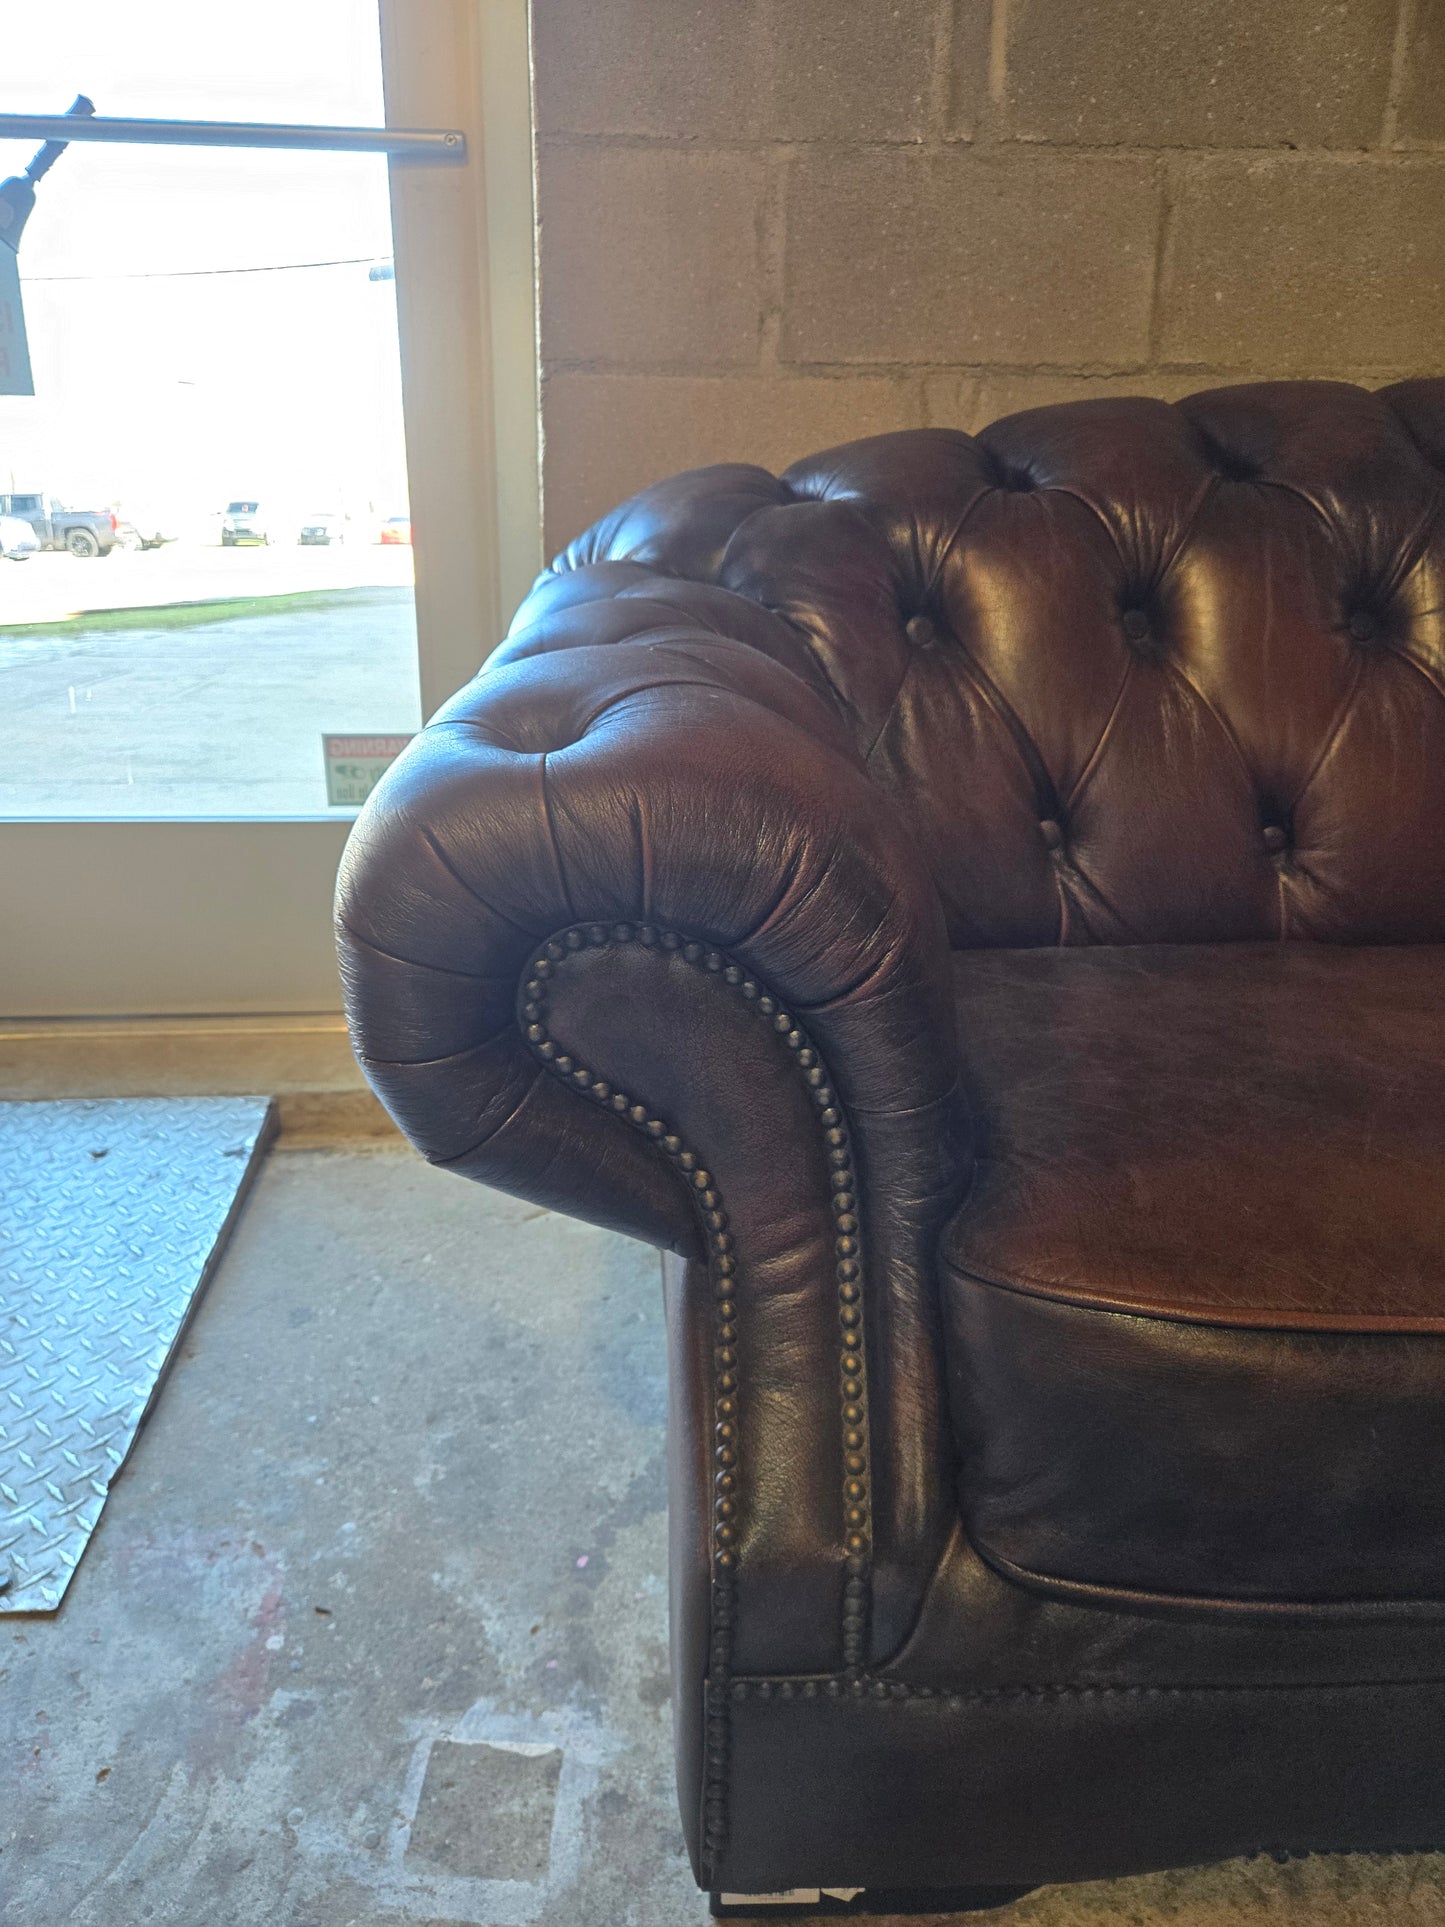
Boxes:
[905,614,935,649]
[1262,824,1289,855]
[1347,610,1379,643]
[1038,818,1064,852]
[984,451,1036,492]
[1121,609,1152,644]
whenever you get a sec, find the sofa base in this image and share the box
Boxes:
[711,1885,1037,1917]
[711,1673,1445,1895]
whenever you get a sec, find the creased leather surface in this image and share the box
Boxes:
[524,384,1445,953]
[338,380,1445,1894]
[885,1522,1445,1692]
[947,942,1445,1326]
[853,385,1445,947]
[545,942,851,1677]
[336,582,968,1678]
[944,942,1445,1602]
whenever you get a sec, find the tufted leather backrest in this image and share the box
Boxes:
[523,381,1445,947]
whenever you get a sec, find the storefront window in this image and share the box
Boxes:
[0,1,421,817]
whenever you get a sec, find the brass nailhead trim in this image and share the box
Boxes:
[518,921,872,1875]
[727,1675,1445,1705]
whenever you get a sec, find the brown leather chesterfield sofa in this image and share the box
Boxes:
[337,381,1445,1914]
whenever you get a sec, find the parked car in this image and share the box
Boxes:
[0,513,40,560]
[221,500,272,546]
[298,511,347,546]
[0,491,118,557]
[378,515,412,545]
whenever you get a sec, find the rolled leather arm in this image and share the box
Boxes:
[336,577,969,1675]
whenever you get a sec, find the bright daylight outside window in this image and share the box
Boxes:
[0,1,421,818]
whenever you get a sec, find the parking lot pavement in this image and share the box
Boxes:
[0,576,425,817]
[0,537,415,628]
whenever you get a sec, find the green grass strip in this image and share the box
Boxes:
[0,583,412,639]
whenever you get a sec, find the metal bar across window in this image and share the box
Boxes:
[0,115,465,160]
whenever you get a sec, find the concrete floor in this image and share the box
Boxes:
[5,1142,1445,1926]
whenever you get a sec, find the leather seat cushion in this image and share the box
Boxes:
[942,943,1445,1608]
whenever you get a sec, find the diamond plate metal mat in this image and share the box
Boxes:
[0,1096,276,1613]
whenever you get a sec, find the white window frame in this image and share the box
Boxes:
[1,0,539,1018]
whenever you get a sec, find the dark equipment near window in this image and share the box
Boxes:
[0,94,95,395]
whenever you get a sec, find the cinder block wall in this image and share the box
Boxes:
[530,0,1444,551]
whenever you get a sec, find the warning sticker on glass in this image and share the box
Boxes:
[323,733,413,807]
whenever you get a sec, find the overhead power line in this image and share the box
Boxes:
[27,254,392,283]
